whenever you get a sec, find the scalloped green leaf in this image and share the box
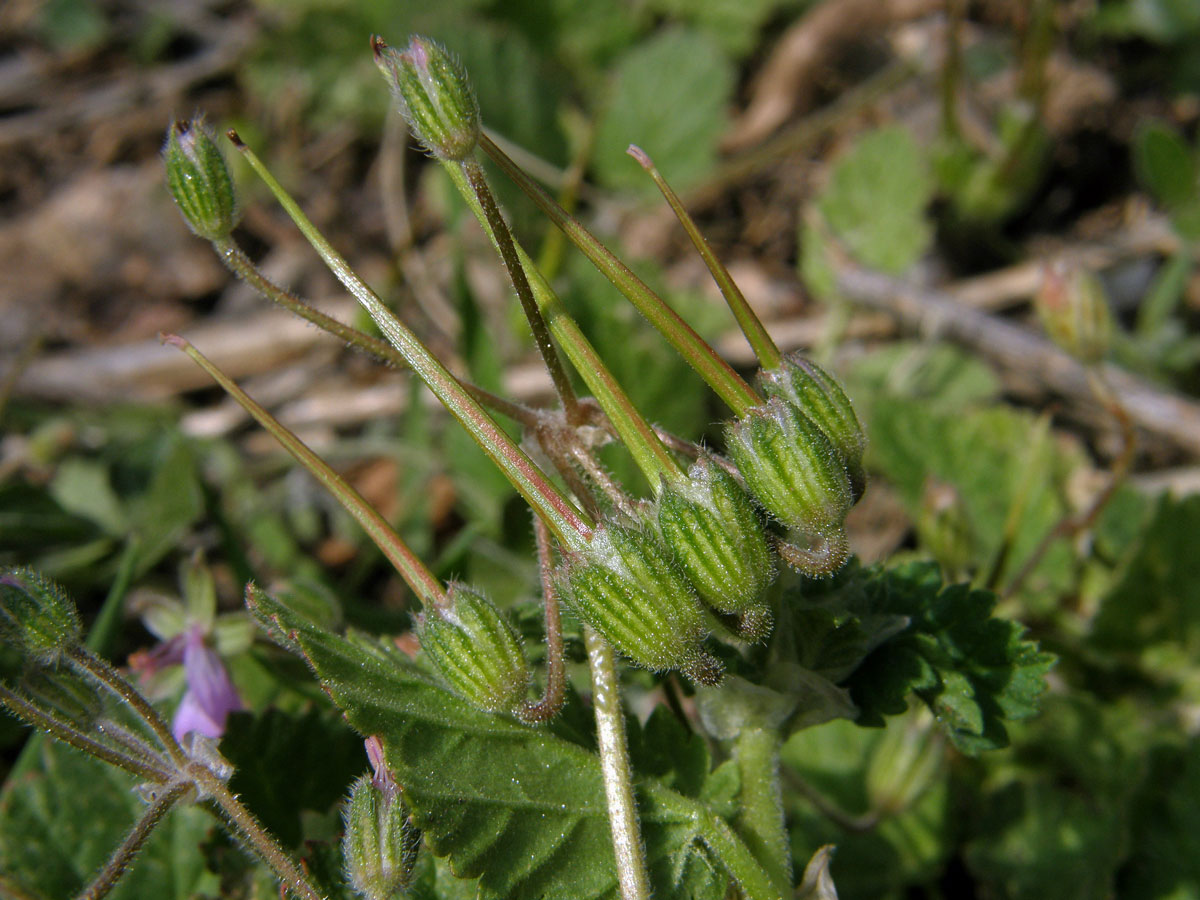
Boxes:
[247,586,777,900]
[809,562,1055,754]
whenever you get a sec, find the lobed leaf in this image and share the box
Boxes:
[247,586,775,900]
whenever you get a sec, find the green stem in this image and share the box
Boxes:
[214,238,540,428]
[480,133,761,415]
[0,686,172,784]
[444,160,681,491]
[77,780,191,900]
[65,647,186,768]
[641,781,782,900]
[627,145,781,370]
[229,132,591,548]
[584,626,651,900]
[732,728,792,896]
[459,158,581,421]
[190,764,323,900]
[166,335,446,610]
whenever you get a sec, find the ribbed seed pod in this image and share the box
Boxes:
[657,456,775,636]
[725,397,853,537]
[0,568,82,663]
[557,525,722,685]
[758,353,866,501]
[343,775,421,900]
[162,118,239,242]
[373,36,480,162]
[418,585,530,714]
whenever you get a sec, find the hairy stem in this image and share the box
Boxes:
[460,158,581,422]
[732,727,792,896]
[444,160,682,491]
[215,238,540,428]
[77,780,191,900]
[518,517,566,724]
[166,335,447,610]
[65,647,185,768]
[0,686,172,784]
[584,626,651,900]
[230,132,591,548]
[627,145,781,370]
[480,133,760,415]
[190,764,323,900]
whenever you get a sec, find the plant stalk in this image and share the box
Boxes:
[627,145,781,370]
[65,646,186,768]
[77,780,191,900]
[166,335,447,610]
[444,159,682,491]
[732,727,792,896]
[190,763,323,900]
[584,625,651,900]
[518,516,566,724]
[480,133,761,415]
[230,133,591,548]
[0,686,172,784]
[460,158,582,422]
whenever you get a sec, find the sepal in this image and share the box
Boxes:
[657,456,775,634]
[417,585,530,715]
[0,568,82,662]
[725,397,853,538]
[373,35,480,161]
[757,353,866,500]
[556,524,722,684]
[163,117,239,241]
[343,774,421,900]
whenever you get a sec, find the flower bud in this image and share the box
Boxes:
[758,353,866,501]
[657,456,775,635]
[373,35,480,161]
[0,568,82,662]
[725,397,853,539]
[557,525,722,685]
[1035,261,1112,364]
[163,118,239,241]
[343,774,421,900]
[418,585,530,715]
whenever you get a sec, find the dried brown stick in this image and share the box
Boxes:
[834,264,1200,458]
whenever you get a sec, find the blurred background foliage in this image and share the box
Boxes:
[3,0,1200,897]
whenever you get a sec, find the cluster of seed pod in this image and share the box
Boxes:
[554,352,866,687]
[412,352,866,707]
[163,37,867,719]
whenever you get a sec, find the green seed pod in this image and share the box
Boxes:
[758,353,866,501]
[0,568,82,662]
[163,118,239,242]
[343,774,421,900]
[418,585,530,714]
[557,525,722,685]
[657,456,775,630]
[373,36,480,162]
[725,397,853,538]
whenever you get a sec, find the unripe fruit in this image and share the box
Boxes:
[758,353,866,501]
[556,525,722,685]
[725,397,853,537]
[657,456,775,631]
[373,36,480,162]
[343,774,421,900]
[163,118,239,242]
[418,585,530,715]
[0,568,82,663]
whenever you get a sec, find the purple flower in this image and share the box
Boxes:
[170,626,243,742]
